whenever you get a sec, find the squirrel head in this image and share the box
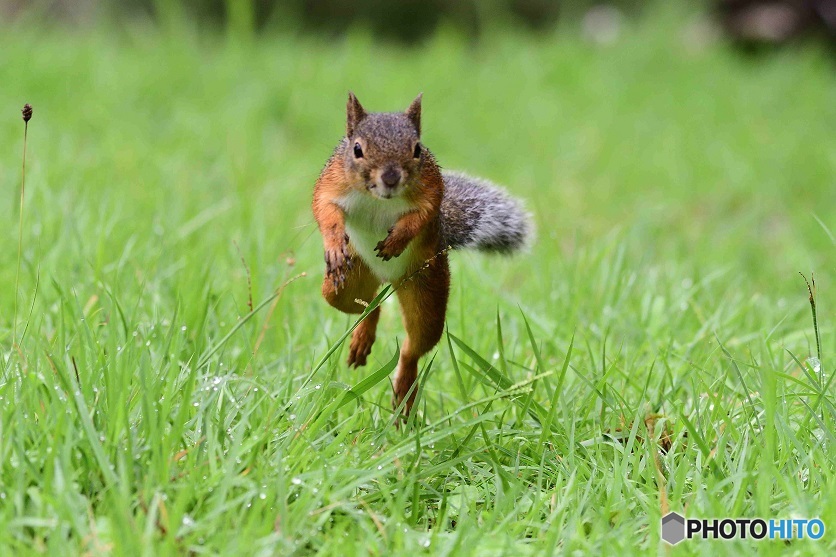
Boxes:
[342,92,425,200]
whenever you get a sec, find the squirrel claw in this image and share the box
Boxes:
[325,244,351,289]
[374,239,397,261]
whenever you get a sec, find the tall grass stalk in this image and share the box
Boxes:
[13,104,32,347]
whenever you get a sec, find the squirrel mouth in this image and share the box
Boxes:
[367,183,396,200]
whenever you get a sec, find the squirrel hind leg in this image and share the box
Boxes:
[392,258,450,415]
[348,306,381,368]
[321,258,379,314]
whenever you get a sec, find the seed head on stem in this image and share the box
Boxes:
[14,103,33,347]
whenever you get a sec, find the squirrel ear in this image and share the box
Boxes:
[405,93,422,135]
[346,91,366,137]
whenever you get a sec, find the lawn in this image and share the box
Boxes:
[1,7,834,556]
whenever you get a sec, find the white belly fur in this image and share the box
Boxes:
[336,190,415,283]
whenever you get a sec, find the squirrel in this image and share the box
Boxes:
[312,92,533,416]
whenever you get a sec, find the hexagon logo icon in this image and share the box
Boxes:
[661,512,686,545]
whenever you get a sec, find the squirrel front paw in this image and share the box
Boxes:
[325,237,352,289]
[374,229,407,261]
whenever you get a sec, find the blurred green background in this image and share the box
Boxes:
[2,1,833,306]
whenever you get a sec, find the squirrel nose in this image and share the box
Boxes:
[381,168,401,188]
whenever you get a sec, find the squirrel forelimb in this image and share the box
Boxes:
[315,199,351,289]
[373,210,430,260]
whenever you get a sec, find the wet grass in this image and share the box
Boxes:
[1,8,835,556]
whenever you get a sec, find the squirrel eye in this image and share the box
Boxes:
[353,142,364,158]
[413,143,421,158]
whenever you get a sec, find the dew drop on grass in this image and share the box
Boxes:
[806,357,822,374]
[291,477,302,485]
[193,402,199,407]
[315,384,321,390]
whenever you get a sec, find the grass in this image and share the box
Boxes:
[1,7,835,556]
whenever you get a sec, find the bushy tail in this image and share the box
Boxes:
[440,171,534,254]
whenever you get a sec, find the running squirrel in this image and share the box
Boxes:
[313,93,533,415]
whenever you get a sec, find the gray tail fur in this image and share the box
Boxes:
[440,171,534,254]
